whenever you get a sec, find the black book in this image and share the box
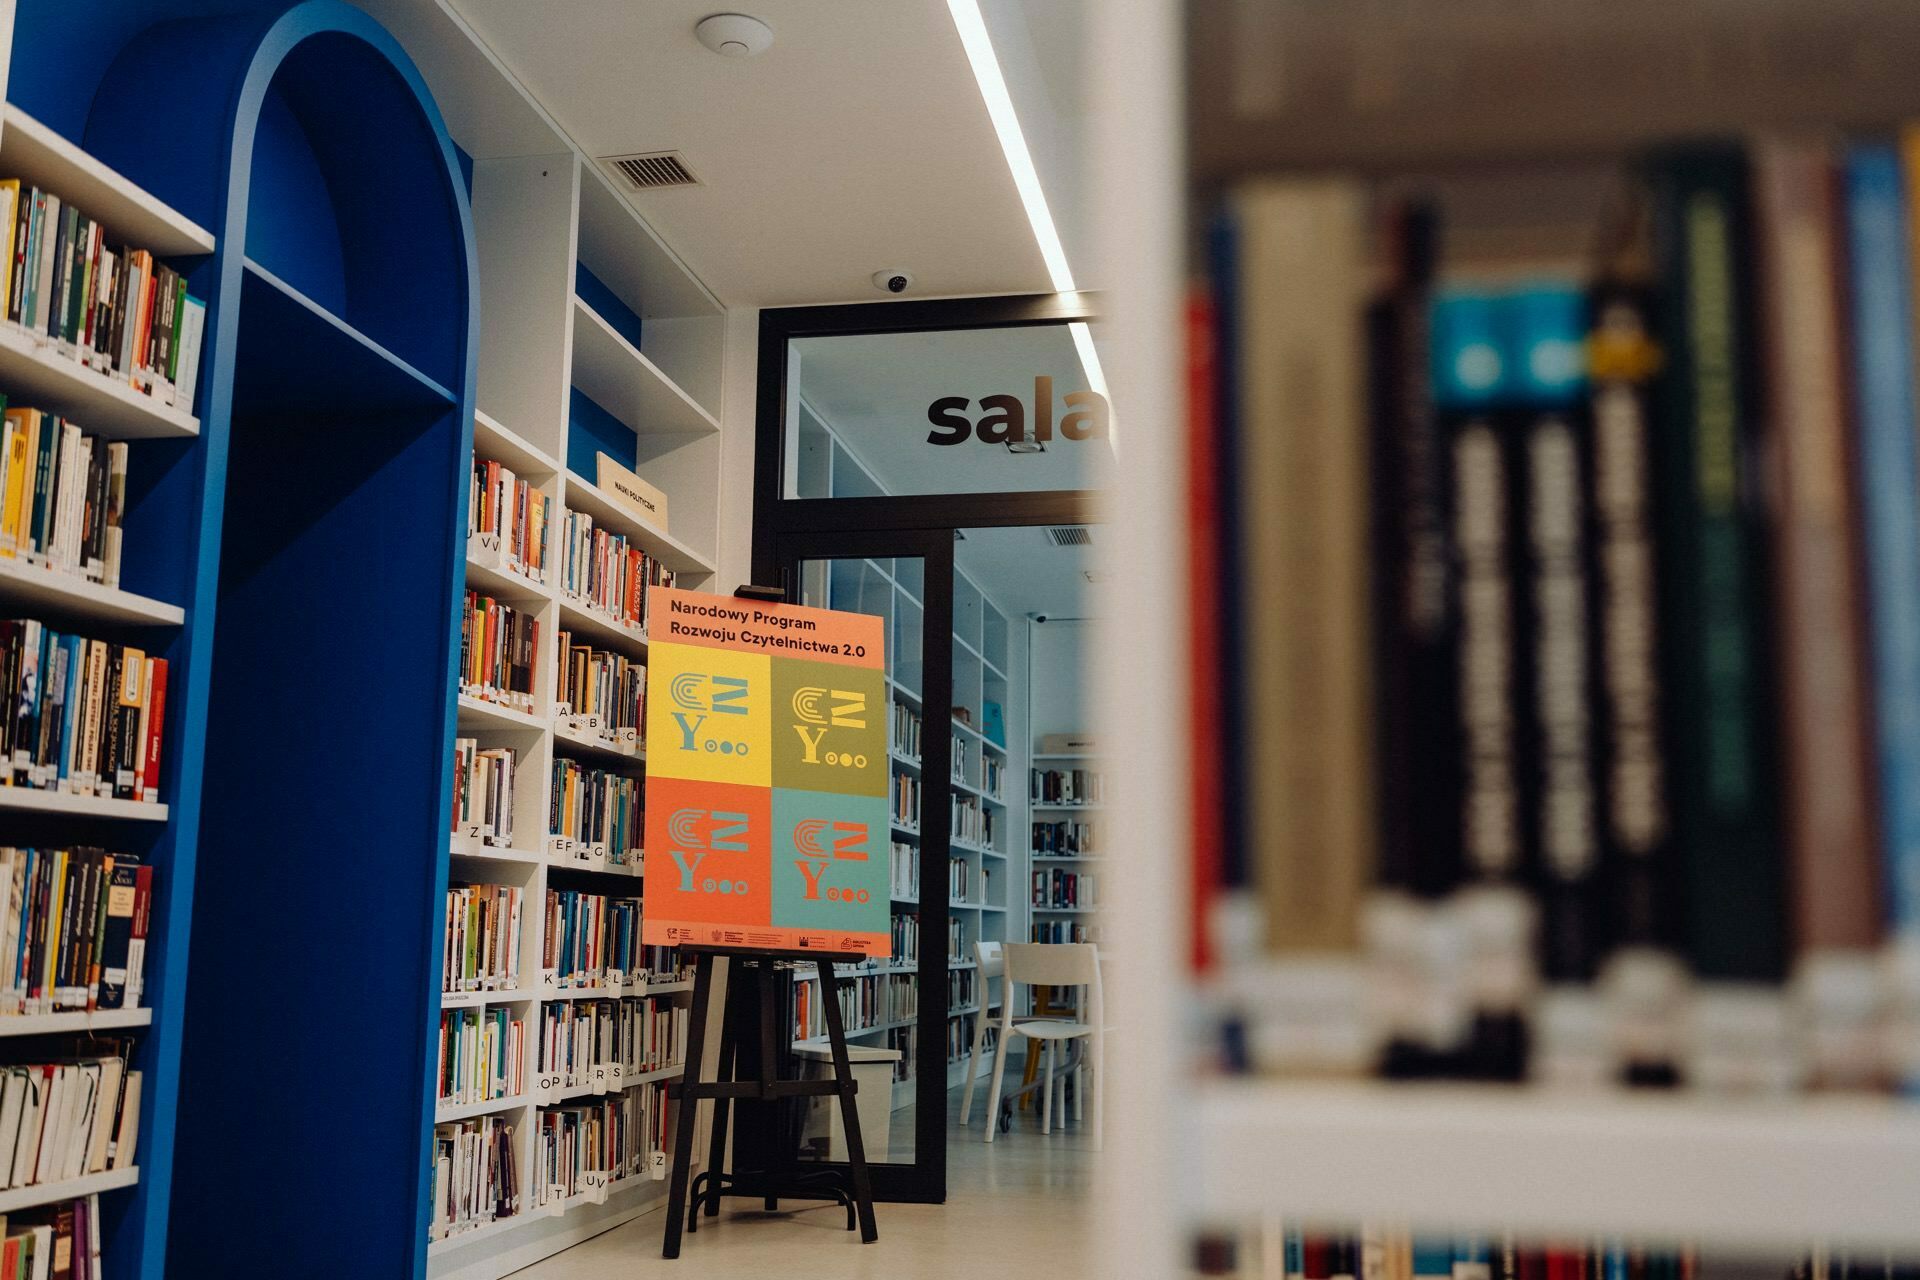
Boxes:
[97,854,141,1010]
[1642,146,1789,988]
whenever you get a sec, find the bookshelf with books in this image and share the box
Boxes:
[377,4,724,1276]
[0,6,227,1276]
[1030,749,1103,949]
[0,0,725,1276]
[792,500,1022,1108]
[1088,2,1920,1274]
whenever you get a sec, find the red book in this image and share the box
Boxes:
[1303,1237,1333,1280]
[141,659,167,801]
[130,865,154,1007]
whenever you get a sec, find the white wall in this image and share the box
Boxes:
[1028,616,1092,739]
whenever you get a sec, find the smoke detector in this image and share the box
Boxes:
[695,14,774,57]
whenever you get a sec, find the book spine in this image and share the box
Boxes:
[1366,204,1464,1079]
[1433,287,1534,1081]
[1847,141,1920,1096]
[1511,284,1607,1085]
[1587,279,1684,1087]
[1646,146,1791,1091]
[141,658,166,801]
[1755,138,1886,1089]
[1231,179,1374,1074]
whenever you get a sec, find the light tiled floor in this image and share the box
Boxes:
[511,1089,1096,1279]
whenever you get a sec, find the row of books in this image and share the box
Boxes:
[790,970,915,1041]
[437,1006,525,1108]
[460,592,539,715]
[443,884,523,994]
[0,1051,140,1193]
[0,181,205,411]
[468,459,549,584]
[532,1081,670,1207]
[891,912,920,966]
[949,967,975,1008]
[951,795,994,848]
[982,754,1005,798]
[0,408,126,588]
[1033,867,1095,912]
[0,1192,110,1280]
[535,997,687,1086]
[0,849,150,1015]
[549,760,641,862]
[891,701,922,761]
[891,773,920,831]
[1032,820,1098,857]
[428,1114,515,1242]
[951,734,969,784]
[541,890,641,991]
[451,739,516,846]
[555,633,643,743]
[889,841,917,900]
[947,916,966,962]
[0,623,167,800]
[555,510,674,636]
[1031,920,1092,945]
[1031,766,1103,806]
[642,946,691,985]
[1197,137,1920,1091]
[944,1015,974,1064]
[886,1025,915,1084]
[948,857,993,904]
[1192,1230,1696,1280]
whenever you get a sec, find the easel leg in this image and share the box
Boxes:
[663,953,716,1259]
[701,970,737,1222]
[757,961,781,1212]
[817,960,879,1243]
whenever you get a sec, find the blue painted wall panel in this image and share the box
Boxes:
[569,384,639,479]
[575,259,644,349]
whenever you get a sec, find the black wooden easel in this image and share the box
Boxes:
[661,946,879,1257]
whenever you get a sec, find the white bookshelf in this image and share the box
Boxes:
[0,789,166,822]
[0,1166,139,1215]
[365,5,724,1275]
[0,559,183,627]
[1194,1082,1920,1252]
[0,1008,150,1038]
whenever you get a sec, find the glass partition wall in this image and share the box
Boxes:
[754,294,1102,1202]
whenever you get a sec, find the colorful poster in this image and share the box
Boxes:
[642,587,890,955]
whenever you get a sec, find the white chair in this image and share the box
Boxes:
[982,942,1102,1149]
[956,940,1006,1126]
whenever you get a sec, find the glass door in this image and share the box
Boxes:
[777,528,953,1203]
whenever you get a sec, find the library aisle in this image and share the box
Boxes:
[512,1095,1094,1280]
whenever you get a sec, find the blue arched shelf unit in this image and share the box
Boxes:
[51,2,477,1275]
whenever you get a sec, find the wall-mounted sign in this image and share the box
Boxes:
[925,376,1110,445]
[642,586,890,955]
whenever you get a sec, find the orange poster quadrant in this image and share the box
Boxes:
[649,585,884,671]
[641,777,774,937]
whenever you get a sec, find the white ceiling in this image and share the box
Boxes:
[956,525,1091,619]
[794,323,1110,496]
[449,0,1056,306]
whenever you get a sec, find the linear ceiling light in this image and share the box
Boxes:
[946,0,1075,293]
[945,0,1114,449]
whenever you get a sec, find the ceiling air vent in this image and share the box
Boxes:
[1046,526,1093,548]
[603,152,700,191]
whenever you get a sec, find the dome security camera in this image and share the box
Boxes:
[873,270,914,294]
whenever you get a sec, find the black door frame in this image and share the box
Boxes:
[753,293,1101,1204]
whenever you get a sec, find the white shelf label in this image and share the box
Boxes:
[651,1151,667,1181]
[582,1169,610,1205]
[591,1063,611,1096]
[533,1072,564,1104]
